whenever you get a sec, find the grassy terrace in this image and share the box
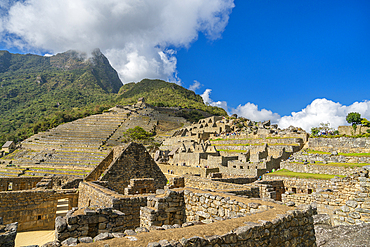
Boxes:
[266,169,345,180]
[304,150,370,156]
[290,161,370,168]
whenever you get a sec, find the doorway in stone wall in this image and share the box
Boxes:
[56,198,69,217]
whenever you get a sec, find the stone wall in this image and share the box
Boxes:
[99,143,167,194]
[183,175,279,200]
[307,137,370,153]
[140,190,185,228]
[184,190,271,222]
[290,150,370,165]
[124,178,156,195]
[78,182,147,230]
[55,207,129,242]
[184,176,260,198]
[280,172,370,226]
[263,175,335,194]
[281,161,361,176]
[0,177,42,191]
[338,125,370,136]
[166,176,185,189]
[85,149,114,182]
[158,163,219,177]
[148,204,316,247]
[0,217,17,247]
[211,177,257,184]
[0,189,78,231]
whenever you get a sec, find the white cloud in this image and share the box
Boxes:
[201,89,370,132]
[0,0,235,83]
[278,98,370,131]
[201,89,228,110]
[232,103,281,123]
[189,80,202,91]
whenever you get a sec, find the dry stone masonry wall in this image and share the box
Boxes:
[55,207,129,242]
[281,170,370,226]
[184,190,271,222]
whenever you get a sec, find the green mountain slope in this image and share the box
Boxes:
[0,50,227,147]
[117,79,226,116]
[0,49,122,145]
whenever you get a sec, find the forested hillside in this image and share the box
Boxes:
[0,50,227,147]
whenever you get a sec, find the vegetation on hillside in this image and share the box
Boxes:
[0,50,227,147]
[117,79,227,116]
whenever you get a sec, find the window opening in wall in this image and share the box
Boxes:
[38,215,42,220]
[240,166,244,169]
[7,182,13,191]
[308,189,313,194]
[233,166,236,168]
[292,188,297,193]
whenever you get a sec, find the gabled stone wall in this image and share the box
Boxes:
[99,143,167,194]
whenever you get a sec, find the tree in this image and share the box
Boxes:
[346,112,362,125]
[361,118,370,127]
[346,112,362,132]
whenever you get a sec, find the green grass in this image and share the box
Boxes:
[266,169,345,180]
[340,152,370,157]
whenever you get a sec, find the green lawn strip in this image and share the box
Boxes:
[290,161,370,168]
[339,152,370,157]
[266,169,345,180]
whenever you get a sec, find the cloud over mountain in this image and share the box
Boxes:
[202,88,370,132]
[0,0,235,83]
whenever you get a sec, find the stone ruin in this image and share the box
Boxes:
[0,217,17,247]
[2,105,370,246]
[156,116,308,179]
[0,141,319,246]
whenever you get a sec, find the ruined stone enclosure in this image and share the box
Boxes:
[56,181,317,246]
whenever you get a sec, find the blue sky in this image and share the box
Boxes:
[1,0,370,131]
